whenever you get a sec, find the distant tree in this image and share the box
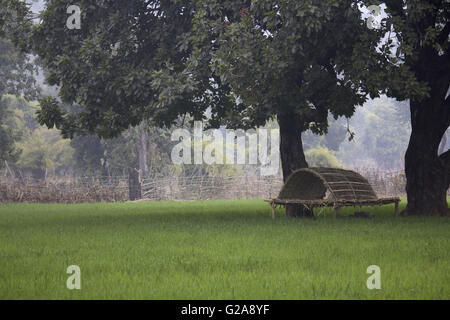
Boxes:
[0,97,22,166]
[0,36,37,168]
[335,97,412,170]
[15,128,74,178]
[0,0,37,98]
[0,0,38,168]
[0,96,72,178]
[303,118,348,152]
[361,99,411,169]
[305,147,342,168]
[70,124,176,177]
[70,135,106,176]
[322,122,349,152]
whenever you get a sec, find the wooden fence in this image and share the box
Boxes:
[0,176,128,203]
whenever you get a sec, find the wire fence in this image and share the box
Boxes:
[140,175,283,201]
[354,167,407,198]
[140,168,410,201]
[0,167,414,204]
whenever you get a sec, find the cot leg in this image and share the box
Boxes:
[271,203,276,220]
[333,206,339,218]
[394,201,399,217]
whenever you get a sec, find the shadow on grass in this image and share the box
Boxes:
[0,199,420,232]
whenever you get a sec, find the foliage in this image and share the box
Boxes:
[359,100,411,169]
[178,0,426,133]
[15,127,74,175]
[27,0,199,138]
[0,0,33,45]
[3,0,446,184]
[305,147,342,168]
[0,36,38,168]
[0,95,73,176]
[303,117,348,152]
[20,1,419,140]
[337,97,411,169]
[69,135,106,176]
[0,1,39,169]
[69,125,178,176]
[381,0,449,91]
[0,97,22,165]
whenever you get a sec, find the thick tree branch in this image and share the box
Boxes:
[384,0,405,17]
[439,148,450,185]
[438,23,450,45]
[440,148,450,162]
[444,94,450,128]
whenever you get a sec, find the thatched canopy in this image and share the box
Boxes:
[267,167,401,219]
[278,167,378,202]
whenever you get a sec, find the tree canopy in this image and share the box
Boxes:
[30,0,199,138]
[26,1,418,134]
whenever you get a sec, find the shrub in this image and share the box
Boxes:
[305,147,341,168]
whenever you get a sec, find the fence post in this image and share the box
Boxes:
[245,173,249,198]
[128,168,142,201]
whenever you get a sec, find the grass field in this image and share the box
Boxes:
[0,199,449,299]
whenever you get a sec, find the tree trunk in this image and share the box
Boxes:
[278,112,313,218]
[139,119,149,178]
[404,98,450,216]
[439,130,448,155]
[128,168,141,201]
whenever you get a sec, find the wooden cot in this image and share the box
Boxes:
[266,167,400,219]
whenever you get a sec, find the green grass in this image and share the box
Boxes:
[0,199,449,300]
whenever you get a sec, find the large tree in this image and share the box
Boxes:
[382,0,450,216]
[17,0,418,216]
[183,1,380,181]
[158,0,419,215]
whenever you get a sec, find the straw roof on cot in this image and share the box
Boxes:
[278,167,379,202]
[267,167,401,219]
